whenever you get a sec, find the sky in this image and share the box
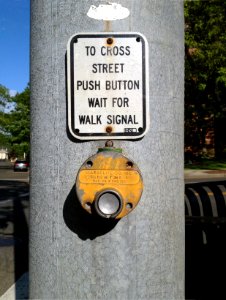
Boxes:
[0,0,30,94]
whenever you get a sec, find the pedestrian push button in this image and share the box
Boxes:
[76,143,143,219]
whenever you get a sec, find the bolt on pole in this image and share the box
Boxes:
[30,1,184,299]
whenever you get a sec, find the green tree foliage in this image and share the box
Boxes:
[0,84,10,109]
[0,132,10,149]
[0,85,11,147]
[185,0,226,158]
[0,84,30,158]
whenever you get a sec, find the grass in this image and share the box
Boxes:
[185,159,226,170]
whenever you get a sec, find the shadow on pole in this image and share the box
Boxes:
[63,184,119,240]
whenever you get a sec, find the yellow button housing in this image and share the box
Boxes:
[76,149,143,219]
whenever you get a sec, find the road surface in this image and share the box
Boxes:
[0,161,29,181]
[0,164,29,297]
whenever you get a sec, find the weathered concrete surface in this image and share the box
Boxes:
[30,0,184,299]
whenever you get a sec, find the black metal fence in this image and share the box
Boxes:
[185,181,226,299]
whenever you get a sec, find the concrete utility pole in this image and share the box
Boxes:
[30,1,184,299]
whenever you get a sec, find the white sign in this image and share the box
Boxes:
[67,32,149,140]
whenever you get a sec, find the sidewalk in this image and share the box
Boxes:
[0,273,28,300]
[184,168,226,180]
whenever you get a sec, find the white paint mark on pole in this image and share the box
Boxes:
[87,3,130,21]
